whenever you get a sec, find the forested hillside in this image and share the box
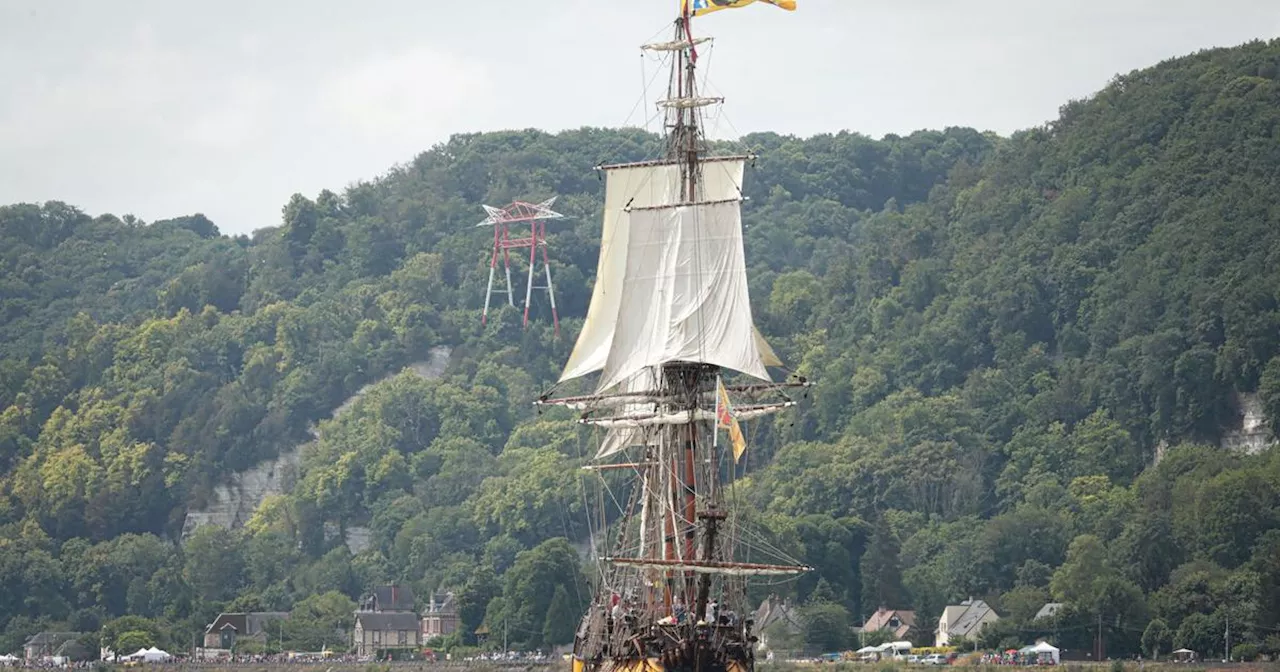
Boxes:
[2,38,1280,661]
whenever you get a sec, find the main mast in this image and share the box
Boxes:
[660,15,720,626]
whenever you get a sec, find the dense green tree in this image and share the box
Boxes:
[1142,618,1172,660]
[1051,535,1147,656]
[800,602,851,653]
[1175,612,1222,658]
[182,526,246,603]
[860,525,906,613]
[115,630,154,654]
[100,615,165,657]
[542,585,576,647]
[284,591,356,651]
[489,538,584,649]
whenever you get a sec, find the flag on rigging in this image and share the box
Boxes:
[715,377,748,464]
[682,0,797,17]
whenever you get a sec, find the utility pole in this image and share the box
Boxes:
[503,618,508,654]
[1096,612,1103,661]
[1224,612,1230,662]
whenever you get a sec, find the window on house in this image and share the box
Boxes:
[889,617,900,628]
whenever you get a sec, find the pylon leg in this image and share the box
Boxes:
[503,239,515,308]
[483,227,501,325]
[483,266,496,325]
[541,223,559,337]
[523,224,538,328]
[505,265,515,307]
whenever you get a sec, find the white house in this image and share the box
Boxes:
[935,598,999,647]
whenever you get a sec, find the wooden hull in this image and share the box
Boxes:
[572,655,751,672]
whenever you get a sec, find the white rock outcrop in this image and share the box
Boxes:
[1220,391,1273,455]
[182,345,453,545]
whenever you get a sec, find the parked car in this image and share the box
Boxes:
[906,654,921,663]
[923,653,948,665]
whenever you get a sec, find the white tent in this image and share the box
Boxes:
[127,647,171,662]
[1027,641,1060,665]
[0,654,19,664]
[855,646,879,654]
[1016,642,1060,665]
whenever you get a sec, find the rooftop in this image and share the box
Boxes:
[355,612,421,631]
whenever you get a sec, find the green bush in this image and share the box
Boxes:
[1231,643,1258,662]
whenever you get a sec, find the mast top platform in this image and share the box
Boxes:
[642,36,712,53]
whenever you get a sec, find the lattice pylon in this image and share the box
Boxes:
[476,197,565,336]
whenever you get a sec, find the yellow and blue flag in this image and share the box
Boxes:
[683,0,797,17]
[715,377,748,464]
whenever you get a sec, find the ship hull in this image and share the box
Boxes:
[572,655,751,672]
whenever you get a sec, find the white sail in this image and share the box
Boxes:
[594,199,773,392]
[594,367,660,460]
[559,158,779,386]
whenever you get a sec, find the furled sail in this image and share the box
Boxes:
[585,402,793,429]
[559,157,780,392]
[601,557,812,576]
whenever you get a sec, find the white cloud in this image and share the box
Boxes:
[1,0,1277,235]
[317,46,493,141]
[184,75,276,151]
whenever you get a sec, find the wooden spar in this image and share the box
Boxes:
[580,462,658,470]
[602,557,815,575]
[533,381,812,409]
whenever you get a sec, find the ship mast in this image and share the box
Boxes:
[671,17,701,199]
[553,10,811,671]
[659,14,721,627]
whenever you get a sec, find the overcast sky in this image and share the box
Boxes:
[2,1,1278,236]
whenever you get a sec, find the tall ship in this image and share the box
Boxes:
[537,2,810,672]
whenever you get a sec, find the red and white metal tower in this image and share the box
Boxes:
[477,197,565,336]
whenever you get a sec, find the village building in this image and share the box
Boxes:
[421,591,459,640]
[752,595,802,654]
[354,612,422,656]
[858,607,916,640]
[202,612,290,650]
[361,584,416,613]
[23,633,84,663]
[935,598,999,647]
[1034,602,1066,621]
[353,583,421,656]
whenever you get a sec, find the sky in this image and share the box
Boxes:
[2,1,1278,236]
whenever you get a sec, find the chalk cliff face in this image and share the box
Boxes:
[181,345,453,548]
[181,444,302,538]
[1221,391,1273,455]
